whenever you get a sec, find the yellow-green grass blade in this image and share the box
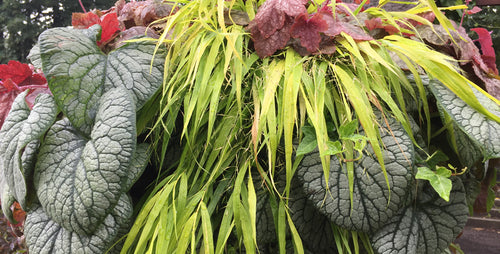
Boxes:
[383,36,500,123]
[332,64,390,204]
[283,49,303,198]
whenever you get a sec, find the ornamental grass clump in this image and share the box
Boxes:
[0,0,499,253]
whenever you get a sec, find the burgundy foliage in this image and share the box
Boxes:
[248,0,373,57]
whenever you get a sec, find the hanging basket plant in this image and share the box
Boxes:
[0,0,499,253]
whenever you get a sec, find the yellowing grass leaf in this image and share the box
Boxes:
[383,36,500,123]
[200,202,215,254]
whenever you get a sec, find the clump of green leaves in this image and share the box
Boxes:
[0,24,165,253]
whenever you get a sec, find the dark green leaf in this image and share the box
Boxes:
[25,194,133,254]
[39,25,164,134]
[428,79,500,166]
[425,150,449,170]
[0,91,57,211]
[371,178,468,254]
[33,87,136,235]
[297,115,414,232]
[288,178,338,254]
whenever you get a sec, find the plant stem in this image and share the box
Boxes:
[78,0,87,13]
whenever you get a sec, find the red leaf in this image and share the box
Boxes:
[0,60,33,85]
[0,61,49,127]
[365,18,383,31]
[1,79,19,91]
[0,90,19,128]
[72,12,101,29]
[9,202,26,227]
[471,28,498,75]
[98,13,122,45]
[291,13,328,52]
[250,16,293,58]
[466,6,482,15]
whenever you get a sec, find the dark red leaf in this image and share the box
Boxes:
[408,11,436,27]
[98,12,122,45]
[365,17,399,35]
[250,17,293,58]
[322,12,373,41]
[291,13,328,53]
[72,12,101,29]
[0,91,19,128]
[251,0,308,39]
[365,18,383,31]
[471,28,498,75]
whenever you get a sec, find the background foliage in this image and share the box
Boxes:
[0,0,110,63]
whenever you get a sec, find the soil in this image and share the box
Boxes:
[0,209,26,253]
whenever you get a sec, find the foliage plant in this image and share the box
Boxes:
[0,0,500,253]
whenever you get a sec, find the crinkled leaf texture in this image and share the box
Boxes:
[25,194,133,254]
[297,115,413,232]
[0,91,57,218]
[371,178,468,254]
[33,87,143,235]
[255,176,337,253]
[427,78,500,167]
[39,24,164,135]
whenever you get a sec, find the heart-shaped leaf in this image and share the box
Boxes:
[297,114,414,232]
[428,79,500,166]
[25,194,133,254]
[371,178,468,254]
[33,87,138,235]
[39,25,164,135]
[0,91,57,212]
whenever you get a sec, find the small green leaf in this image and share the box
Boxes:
[338,119,358,139]
[416,167,452,202]
[296,126,318,156]
[297,114,414,232]
[324,140,343,156]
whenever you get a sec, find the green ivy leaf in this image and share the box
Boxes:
[324,140,343,156]
[33,87,138,235]
[428,79,500,166]
[297,115,414,232]
[25,194,133,254]
[371,178,468,254]
[338,119,358,139]
[296,126,318,156]
[0,91,57,212]
[39,25,165,135]
[415,166,452,202]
